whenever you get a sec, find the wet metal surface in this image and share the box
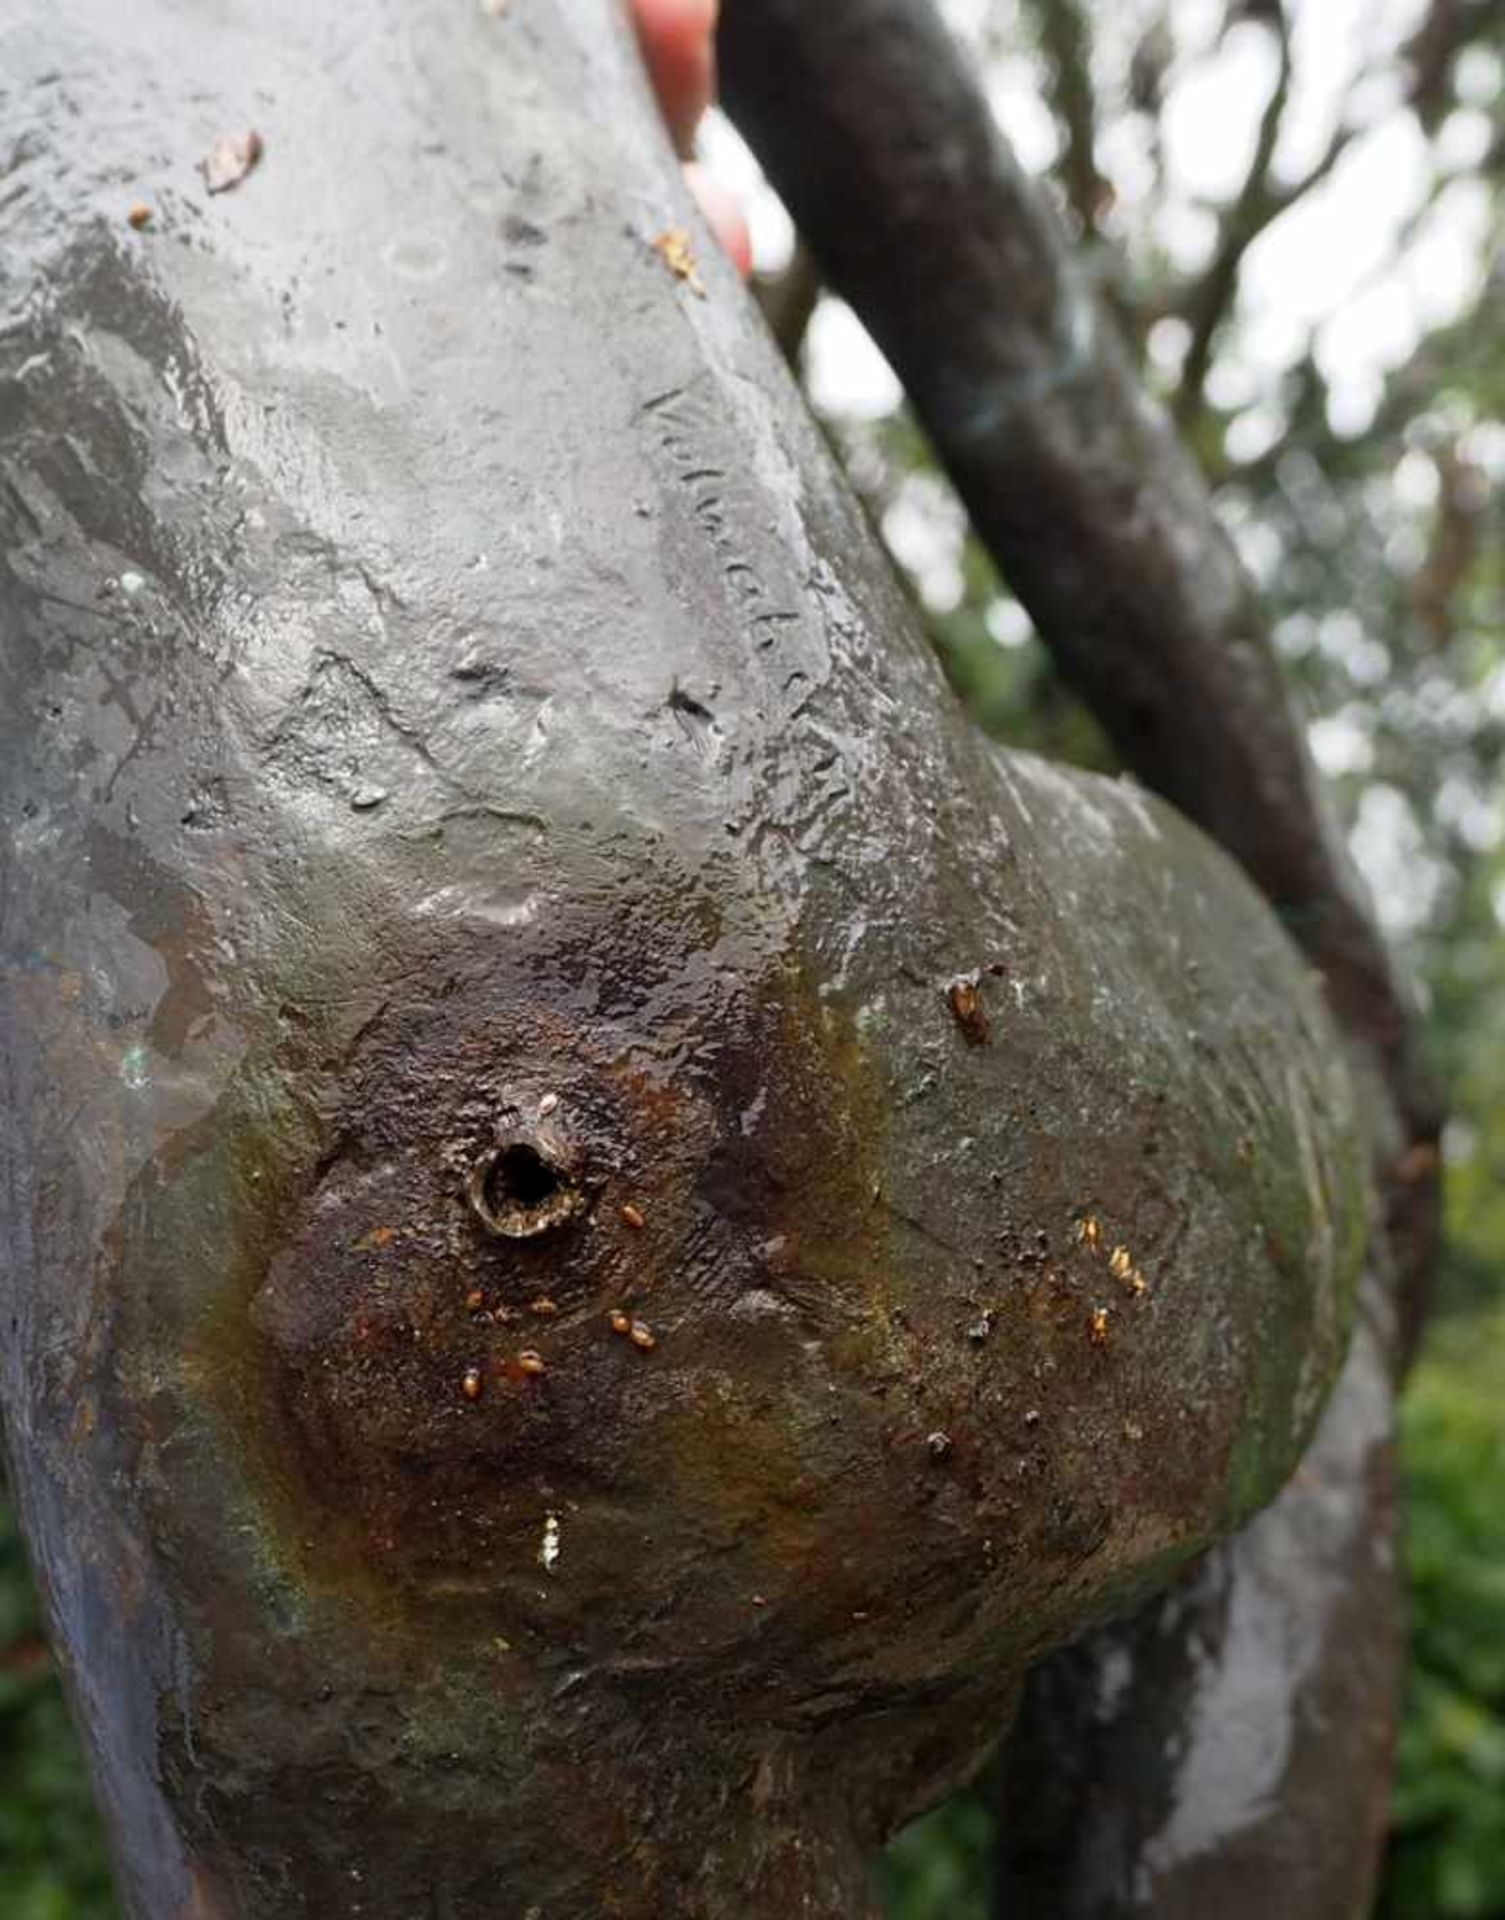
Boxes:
[0,2,1370,1913]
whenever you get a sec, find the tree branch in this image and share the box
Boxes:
[1174,6,1294,421]
[1412,443,1488,650]
[1021,0,1111,237]
[1401,0,1497,128]
[1234,168,1501,495]
[719,0,1443,1290]
[1172,25,1367,432]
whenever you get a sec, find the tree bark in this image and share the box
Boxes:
[3,1,1370,1913]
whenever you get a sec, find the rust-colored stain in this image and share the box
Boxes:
[199,945,898,1662]
[178,890,1285,1805]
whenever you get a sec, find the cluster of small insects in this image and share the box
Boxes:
[455,1197,659,1399]
[460,1351,549,1400]
[609,1310,657,1351]
[1076,1214,1151,1346]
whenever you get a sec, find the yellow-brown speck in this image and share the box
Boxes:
[529,1296,559,1317]
[629,1321,657,1352]
[621,1202,647,1230]
[1078,1215,1102,1249]
[1108,1245,1132,1279]
[127,201,153,231]
[608,1309,632,1335]
[1089,1305,1110,1346]
[652,227,706,295]
[518,1350,547,1377]
[462,1366,483,1401]
[465,1289,486,1312]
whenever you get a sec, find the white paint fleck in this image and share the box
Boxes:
[119,570,146,597]
[539,1512,561,1574]
[381,236,449,284]
[522,697,555,767]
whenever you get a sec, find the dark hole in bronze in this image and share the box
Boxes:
[493,1143,559,1210]
[467,1135,583,1240]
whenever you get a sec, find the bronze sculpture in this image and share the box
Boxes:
[0,1,1435,1912]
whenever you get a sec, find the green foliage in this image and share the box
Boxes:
[0,1493,115,1919]
[875,1785,996,1920]
[1381,1306,1505,1920]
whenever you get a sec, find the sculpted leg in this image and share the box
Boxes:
[995,1277,1402,1919]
